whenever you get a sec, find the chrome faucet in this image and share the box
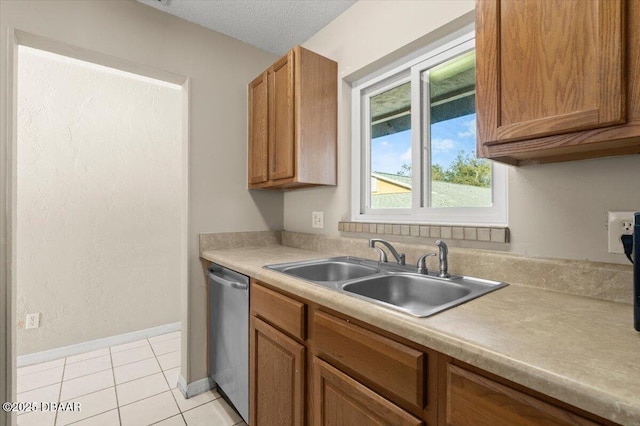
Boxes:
[416,253,436,274]
[436,240,450,278]
[369,239,406,265]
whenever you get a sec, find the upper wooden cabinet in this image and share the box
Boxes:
[248,46,337,189]
[476,0,640,165]
[248,71,268,185]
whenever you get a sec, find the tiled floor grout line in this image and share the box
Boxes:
[16,333,186,426]
[54,356,67,426]
[20,347,182,394]
[43,366,170,408]
[64,404,116,426]
[114,366,170,388]
[17,337,181,375]
[64,349,110,366]
[17,333,181,365]
[108,351,123,426]
[148,337,189,425]
[118,387,169,410]
[17,364,64,380]
[17,380,63,397]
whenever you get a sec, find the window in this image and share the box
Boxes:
[351,32,507,225]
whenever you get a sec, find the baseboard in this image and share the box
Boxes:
[17,322,181,367]
[177,374,216,399]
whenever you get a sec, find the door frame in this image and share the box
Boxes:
[1,29,191,426]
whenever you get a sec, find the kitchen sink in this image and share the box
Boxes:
[342,274,470,316]
[265,257,507,317]
[277,258,379,282]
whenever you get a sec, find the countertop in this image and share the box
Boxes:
[201,245,640,425]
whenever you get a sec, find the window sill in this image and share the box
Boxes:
[338,221,509,243]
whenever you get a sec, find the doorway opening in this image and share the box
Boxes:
[13,44,188,425]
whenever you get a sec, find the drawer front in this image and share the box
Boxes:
[446,364,599,426]
[251,281,306,341]
[313,357,423,426]
[313,310,425,409]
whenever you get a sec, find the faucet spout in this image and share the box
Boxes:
[435,240,450,278]
[369,238,406,265]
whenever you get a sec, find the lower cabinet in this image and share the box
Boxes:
[249,316,305,426]
[445,363,601,426]
[313,357,423,426]
[250,279,615,426]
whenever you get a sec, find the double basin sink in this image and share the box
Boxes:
[265,256,507,317]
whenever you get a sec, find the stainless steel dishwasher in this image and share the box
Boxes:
[207,263,249,423]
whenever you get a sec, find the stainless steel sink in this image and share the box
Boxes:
[265,257,507,317]
[342,274,470,315]
[343,273,507,317]
[279,259,379,282]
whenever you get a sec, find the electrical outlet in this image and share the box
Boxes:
[608,211,635,254]
[25,313,40,330]
[312,211,324,229]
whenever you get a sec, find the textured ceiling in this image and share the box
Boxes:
[136,0,356,56]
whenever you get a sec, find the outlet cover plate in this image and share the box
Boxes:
[25,313,40,329]
[608,211,635,254]
[312,211,324,229]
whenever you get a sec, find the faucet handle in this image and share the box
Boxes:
[417,253,437,274]
[372,247,388,263]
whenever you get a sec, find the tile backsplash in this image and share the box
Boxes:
[338,221,509,243]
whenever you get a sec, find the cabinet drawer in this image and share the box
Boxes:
[251,281,306,341]
[446,364,599,426]
[313,357,423,426]
[313,310,425,409]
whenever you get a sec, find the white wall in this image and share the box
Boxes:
[16,47,182,355]
[1,0,281,397]
[287,0,640,265]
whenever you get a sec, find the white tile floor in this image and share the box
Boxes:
[16,331,247,426]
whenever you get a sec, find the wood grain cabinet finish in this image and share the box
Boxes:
[269,52,295,181]
[312,310,426,410]
[476,0,640,165]
[250,282,306,425]
[248,71,268,185]
[251,281,306,341]
[249,280,614,425]
[250,316,305,426]
[313,357,424,426]
[445,363,604,426]
[248,46,337,189]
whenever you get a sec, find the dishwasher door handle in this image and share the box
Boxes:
[208,270,248,290]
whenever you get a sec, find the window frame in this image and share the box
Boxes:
[351,31,507,226]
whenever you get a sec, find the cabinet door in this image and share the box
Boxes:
[248,71,268,185]
[445,363,599,426]
[268,50,295,181]
[313,357,423,426]
[476,0,625,150]
[250,316,304,426]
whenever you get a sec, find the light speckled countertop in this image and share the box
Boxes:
[201,245,640,425]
